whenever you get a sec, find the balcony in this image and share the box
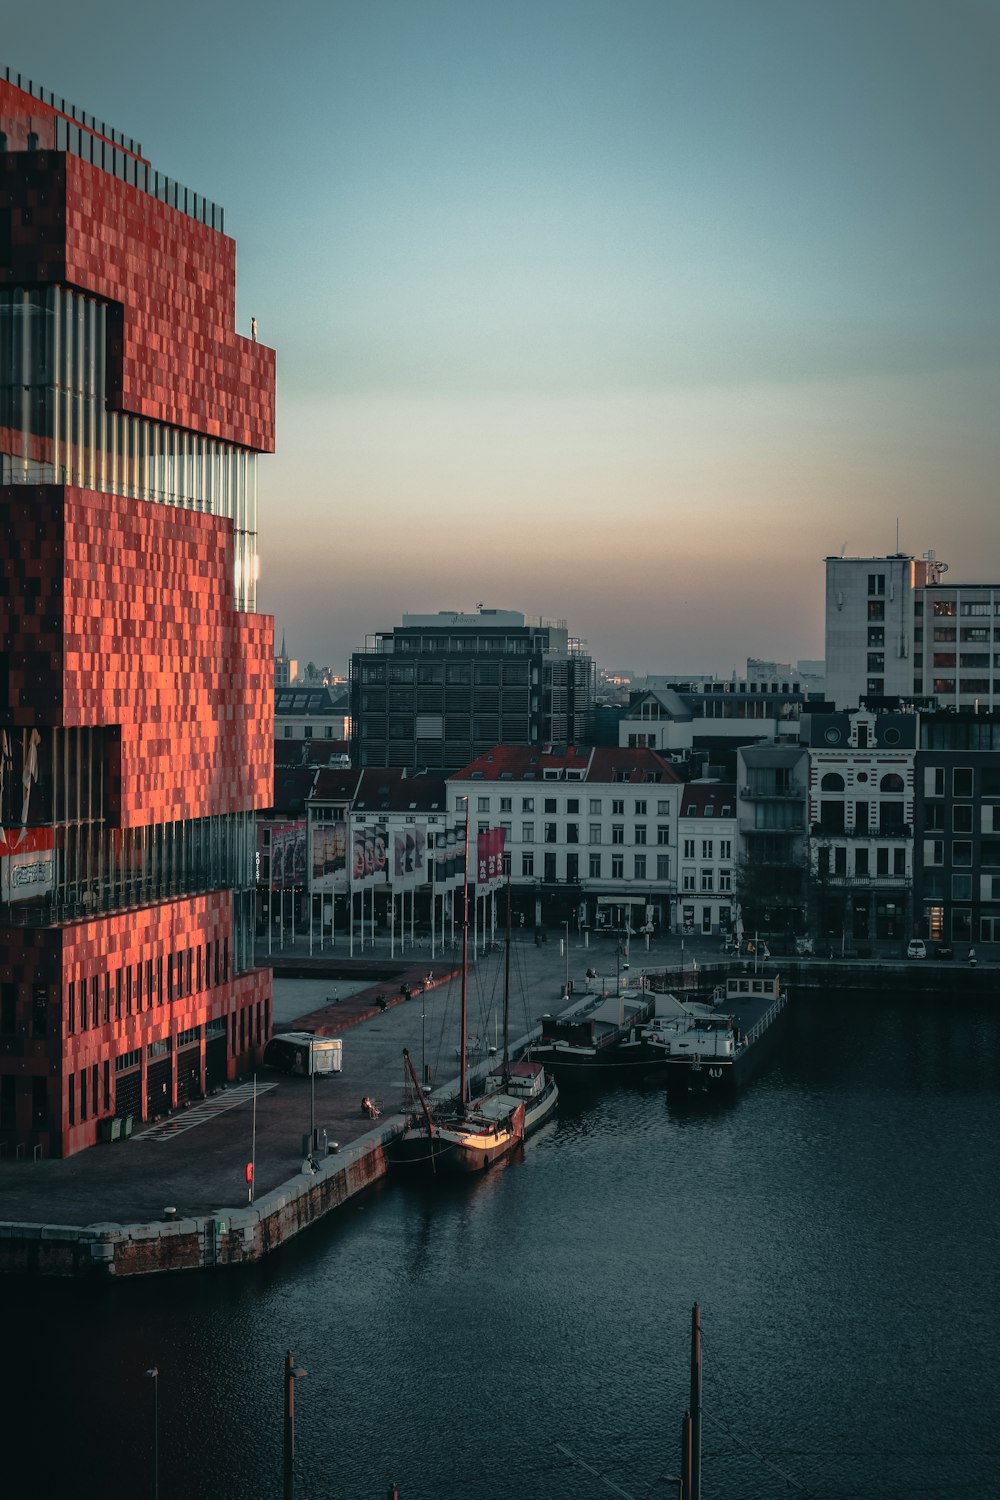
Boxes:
[821,875,912,889]
[811,823,911,839]
[740,821,805,835]
[739,785,803,801]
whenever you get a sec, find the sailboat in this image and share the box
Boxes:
[394,813,526,1173]
[484,879,558,1135]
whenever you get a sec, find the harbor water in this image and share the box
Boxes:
[8,985,1000,1499]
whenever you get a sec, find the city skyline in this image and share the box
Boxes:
[8,0,998,673]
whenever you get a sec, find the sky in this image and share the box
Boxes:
[8,0,1000,675]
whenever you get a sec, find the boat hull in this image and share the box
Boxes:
[530,1039,665,1087]
[660,1001,788,1095]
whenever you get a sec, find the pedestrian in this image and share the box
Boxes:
[969,946,977,967]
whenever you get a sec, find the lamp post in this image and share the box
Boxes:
[562,920,569,993]
[144,1366,158,1500]
[283,1351,308,1500]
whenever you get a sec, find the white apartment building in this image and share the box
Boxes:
[825,550,1000,711]
[800,710,916,942]
[676,783,738,936]
[449,744,682,931]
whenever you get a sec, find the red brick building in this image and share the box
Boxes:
[0,68,275,1155]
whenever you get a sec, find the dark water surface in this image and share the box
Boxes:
[8,990,1000,1500]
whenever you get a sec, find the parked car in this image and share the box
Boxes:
[933,942,954,960]
[906,938,927,959]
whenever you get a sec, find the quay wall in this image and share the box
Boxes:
[649,959,999,996]
[0,1120,405,1279]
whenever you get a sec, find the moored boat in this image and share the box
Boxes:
[531,988,656,1085]
[392,812,526,1173]
[642,970,788,1093]
[484,1057,558,1135]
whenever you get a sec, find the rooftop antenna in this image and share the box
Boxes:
[895,517,899,552]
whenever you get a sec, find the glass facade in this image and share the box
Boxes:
[0,287,258,608]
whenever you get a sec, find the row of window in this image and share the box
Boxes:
[519,853,672,882]
[818,773,907,793]
[817,847,908,877]
[680,869,734,892]
[925,840,1000,867]
[64,940,230,1038]
[474,795,673,815]
[926,767,1000,797]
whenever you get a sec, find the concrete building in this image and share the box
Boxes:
[676,783,738,936]
[448,744,682,932]
[350,609,595,772]
[275,685,350,742]
[0,70,274,1155]
[914,710,1000,950]
[735,742,810,937]
[825,550,1000,711]
[801,710,916,945]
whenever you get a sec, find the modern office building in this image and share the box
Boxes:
[825,550,1000,711]
[351,608,595,772]
[0,69,275,1155]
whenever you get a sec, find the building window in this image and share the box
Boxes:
[589,853,602,878]
[544,797,558,813]
[657,825,670,845]
[700,869,713,892]
[611,855,624,879]
[522,852,534,877]
[868,573,885,596]
[867,601,885,620]
[567,798,580,814]
[953,841,973,866]
[953,805,973,833]
[953,768,973,798]
[683,839,695,859]
[522,822,534,842]
[634,854,646,880]
[589,798,602,814]
[656,855,670,880]
[612,799,625,815]
[634,799,646,815]
[589,824,601,844]
[634,825,647,845]
[719,869,732,891]
[477,796,490,812]
[566,853,579,882]
[682,871,695,891]
[500,797,512,812]
[720,839,732,860]
[701,839,713,859]
[544,853,557,882]
[657,799,671,815]
[612,825,624,845]
[522,797,534,812]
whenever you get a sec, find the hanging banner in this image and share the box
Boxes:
[268,821,306,891]
[310,822,347,894]
[476,828,506,893]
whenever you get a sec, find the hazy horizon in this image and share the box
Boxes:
[8,0,998,675]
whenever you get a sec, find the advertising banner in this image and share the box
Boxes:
[0,825,55,902]
[391,823,428,890]
[269,821,307,890]
[476,828,506,893]
[350,820,389,889]
[310,822,347,894]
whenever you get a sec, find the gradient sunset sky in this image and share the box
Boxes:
[9,0,999,674]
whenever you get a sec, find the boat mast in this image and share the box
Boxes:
[689,1301,702,1500]
[502,874,512,1078]
[459,798,470,1115]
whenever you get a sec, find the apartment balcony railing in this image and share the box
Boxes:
[739,785,803,800]
[811,823,912,840]
[820,875,912,889]
[739,821,805,835]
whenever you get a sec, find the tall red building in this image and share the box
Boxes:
[0,68,275,1156]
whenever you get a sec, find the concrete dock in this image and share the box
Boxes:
[0,933,992,1277]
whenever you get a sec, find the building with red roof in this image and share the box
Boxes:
[448,745,683,930]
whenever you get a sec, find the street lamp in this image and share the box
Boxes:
[562,920,569,993]
[283,1351,308,1500]
[144,1367,158,1500]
